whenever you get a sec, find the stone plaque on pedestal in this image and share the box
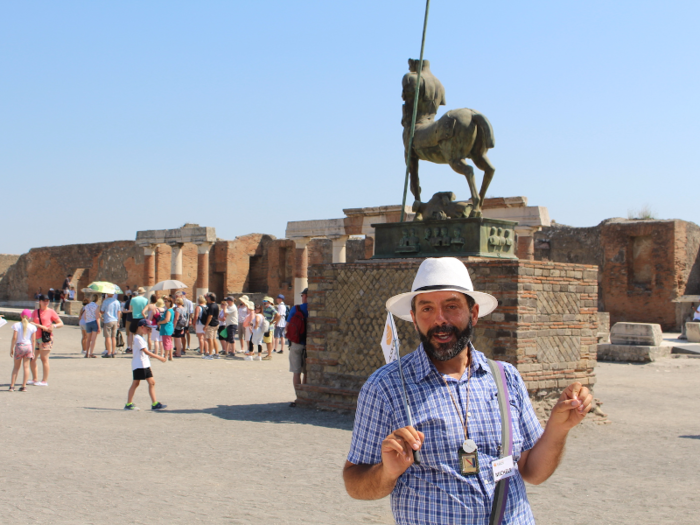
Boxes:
[372,218,518,259]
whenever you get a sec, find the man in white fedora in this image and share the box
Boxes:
[343,257,592,524]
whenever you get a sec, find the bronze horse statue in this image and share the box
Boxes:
[402,59,495,218]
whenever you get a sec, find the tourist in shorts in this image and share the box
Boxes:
[261,296,280,360]
[203,293,220,359]
[30,294,63,385]
[9,310,37,391]
[124,319,167,411]
[100,292,121,358]
[151,298,165,357]
[82,294,101,358]
[172,297,188,358]
[194,295,208,357]
[127,287,148,351]
[274,294,287,354]
[78,297,90,355]
[157,296,175,361]
[222,297,239,356]
[178,291,194,351]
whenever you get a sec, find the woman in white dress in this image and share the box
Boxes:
[245,304,265,361]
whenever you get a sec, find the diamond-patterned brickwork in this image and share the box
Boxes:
[537,291,580,315]
[328,266,420,377]
[536,334,581,363]
[536,291,582,363]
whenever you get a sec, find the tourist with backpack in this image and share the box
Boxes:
[286,288,308,406]
[172,297,189,358]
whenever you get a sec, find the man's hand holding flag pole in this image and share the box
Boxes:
[381,310,421,465]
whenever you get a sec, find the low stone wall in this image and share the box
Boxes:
[296,258,599,411]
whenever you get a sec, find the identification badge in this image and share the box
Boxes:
[492,455,515,482]
[458,448,479,475]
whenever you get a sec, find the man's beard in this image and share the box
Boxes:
[419,319,473,362]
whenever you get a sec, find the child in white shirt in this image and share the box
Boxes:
[124,319,167,410]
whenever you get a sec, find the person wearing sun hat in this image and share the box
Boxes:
[236,296,251,353]
[343,257,593,524]
[260,296,280,360]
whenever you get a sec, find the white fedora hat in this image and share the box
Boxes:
[386,257,498,322]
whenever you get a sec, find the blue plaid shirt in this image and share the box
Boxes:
[348,344,544,525]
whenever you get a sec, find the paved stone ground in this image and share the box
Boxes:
[0,324,698,524]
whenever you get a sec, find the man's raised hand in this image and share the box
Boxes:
[381,426,424,480]
[548,382,593,431]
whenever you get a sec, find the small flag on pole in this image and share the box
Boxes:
[380,311,398,364]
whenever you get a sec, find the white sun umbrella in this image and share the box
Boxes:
[148,280,188,292]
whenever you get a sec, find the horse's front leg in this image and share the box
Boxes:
[448,158,481,216]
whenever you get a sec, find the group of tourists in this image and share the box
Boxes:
[6,294,64,390]
[6,286,310,410]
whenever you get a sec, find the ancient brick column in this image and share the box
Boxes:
[143,245,156,287]
[294,239,309,305]
[169,242,184,281]
[195,242,213,298]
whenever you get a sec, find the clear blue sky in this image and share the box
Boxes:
[2,1,697,254]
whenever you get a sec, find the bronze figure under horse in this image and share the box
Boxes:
[402,59,495,218]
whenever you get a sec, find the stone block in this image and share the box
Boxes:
[610,322,662,346]
[597,344,670,362]
[685,322,700,343]
[62,301,83,315]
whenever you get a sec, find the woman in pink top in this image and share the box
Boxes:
[30,294,63,386]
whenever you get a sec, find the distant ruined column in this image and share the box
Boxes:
[136,225,217,295]
[143,245,156,287]
[294,239,309,305]
[169,242,184,282]
[195,242,213,298]
[331,235,349,263]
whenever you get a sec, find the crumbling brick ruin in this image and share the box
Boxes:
[534,218,700,331]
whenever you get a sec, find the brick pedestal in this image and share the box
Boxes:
[296,258,598,411]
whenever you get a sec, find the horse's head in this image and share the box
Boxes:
[401,59,446,126]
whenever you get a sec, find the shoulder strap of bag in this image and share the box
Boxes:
[487,359,514,525]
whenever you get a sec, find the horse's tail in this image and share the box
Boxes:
[472,111,495,151]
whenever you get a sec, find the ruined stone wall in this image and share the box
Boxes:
[534,219,700,331]
[601,220,682,331]
[680,221,700,295]
[0,241,144,301]
[222,234,264,294]
[534,223,604,309]
[264,239,295,300]
[308,239,332,266]
[0,255,20,280]
[297,258,598,411]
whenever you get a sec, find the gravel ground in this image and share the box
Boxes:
[0,323,698,524]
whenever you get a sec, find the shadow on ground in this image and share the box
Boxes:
[164,403,355,430]
[679,435,700,440]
